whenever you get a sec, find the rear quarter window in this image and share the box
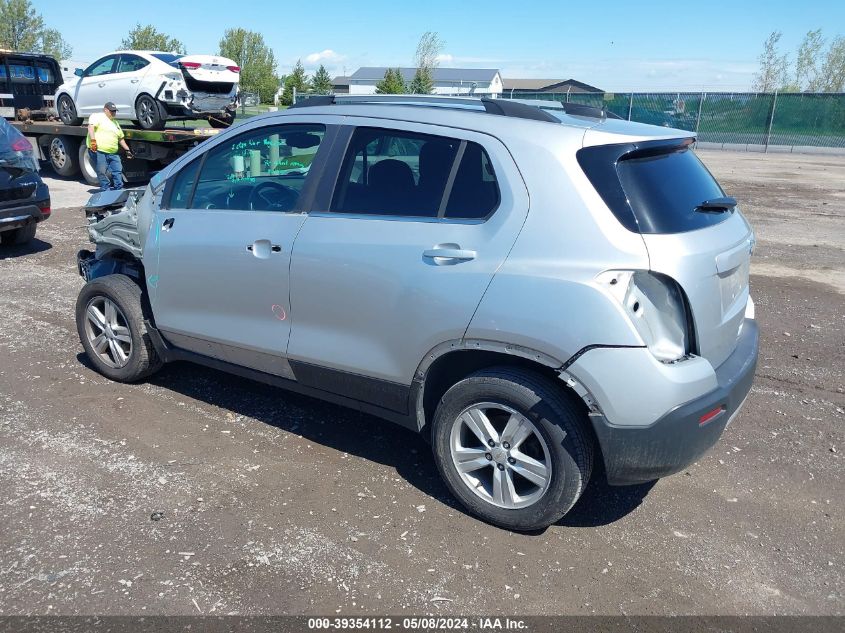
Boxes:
[578,140,734,234]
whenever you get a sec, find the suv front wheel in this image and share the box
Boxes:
[431,367,593,531]
[75,274,162,382]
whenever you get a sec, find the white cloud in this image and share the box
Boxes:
[305,49,345,64]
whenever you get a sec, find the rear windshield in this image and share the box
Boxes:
[618,147,729,233]
[578,140,734,234]
[152,53,183,66]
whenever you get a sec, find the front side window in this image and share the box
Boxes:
[189,124,325,211]
[85,56,117,77]
[117,55,150,74]
[167,158,201,209]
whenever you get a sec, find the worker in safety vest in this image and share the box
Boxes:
[86,102,133,191]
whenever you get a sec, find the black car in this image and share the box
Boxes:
[0,117,50,246]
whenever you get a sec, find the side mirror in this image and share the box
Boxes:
[74,68,84,77]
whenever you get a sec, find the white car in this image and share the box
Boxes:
[55,50,240,130]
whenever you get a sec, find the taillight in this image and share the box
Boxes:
[39,205,51,216]
[12,137,32,152]
[227,65,240,73]
[181,61,201,69]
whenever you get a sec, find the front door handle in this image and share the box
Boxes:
[423,245,476,264]
[162,217,175,230]
[247,239,281,258]
[130,79,140,83]
[98,82,106,88]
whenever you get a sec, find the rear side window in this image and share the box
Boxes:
[331,127,500,219]
[445,143,500,219]
[117,55,150,73]
[578,140,732,234]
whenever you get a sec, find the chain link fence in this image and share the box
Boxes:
[504,91,845,151]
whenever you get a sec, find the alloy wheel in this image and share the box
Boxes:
[449,402,552,509]
[83,297,133,368]
[138,98,155,127]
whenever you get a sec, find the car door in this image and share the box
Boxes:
[286,122,529,410]
[143,118,335,378]
[109,54,151,112]
[74,55,118,115]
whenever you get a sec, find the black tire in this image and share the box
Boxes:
[135,94,166,130]
[0,223,37,246]
[75,274,163,382]
[57,94,82,126]
[78,143,100,186]
[431,367,593,531]
[48,135,80,177]
[208,110,236,128]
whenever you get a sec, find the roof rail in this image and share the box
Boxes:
[288,94,561,123]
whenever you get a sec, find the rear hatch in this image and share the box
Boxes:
[578,135,753,369]
[0,119,40,204]
[177,55,239,94]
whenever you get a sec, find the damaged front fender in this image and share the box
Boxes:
[80,182,161,282]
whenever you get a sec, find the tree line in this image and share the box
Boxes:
[754,29,845,92]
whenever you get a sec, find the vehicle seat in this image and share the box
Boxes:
[367,159,416,214]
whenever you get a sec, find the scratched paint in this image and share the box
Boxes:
[271,304,287,321]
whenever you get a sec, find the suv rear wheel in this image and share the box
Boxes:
[75,274,162,382]
[431,367,593,531]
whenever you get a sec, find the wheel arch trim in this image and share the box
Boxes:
[411,338,609,432]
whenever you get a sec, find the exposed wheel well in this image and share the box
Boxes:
[80,249,146,288]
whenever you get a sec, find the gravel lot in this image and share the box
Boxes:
[0,150,842,616]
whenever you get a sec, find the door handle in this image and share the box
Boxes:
[423,246,476,263]
[98,82,106,88]
[130,79,139,83]
[247,240,281,258]
[162,217,175,230]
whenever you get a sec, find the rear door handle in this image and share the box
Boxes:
[130,79,140,83]
[423,247,476,262]
[98,82,106,88]
[162,217,175,230]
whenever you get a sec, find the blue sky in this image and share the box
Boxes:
[40,0,845,91]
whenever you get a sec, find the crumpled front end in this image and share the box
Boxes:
[78,185,157,282]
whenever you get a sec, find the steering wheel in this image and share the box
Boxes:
[248,181,299,211]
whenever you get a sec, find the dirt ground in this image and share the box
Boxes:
[0,150,842,616]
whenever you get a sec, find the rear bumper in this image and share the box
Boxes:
[0,192,50,232]
[591,318,759,485]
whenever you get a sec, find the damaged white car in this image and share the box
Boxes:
[55,51,240,130]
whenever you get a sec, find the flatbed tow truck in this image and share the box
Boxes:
[10,119,221,185]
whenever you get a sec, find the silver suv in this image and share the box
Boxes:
[75,95,758,531]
